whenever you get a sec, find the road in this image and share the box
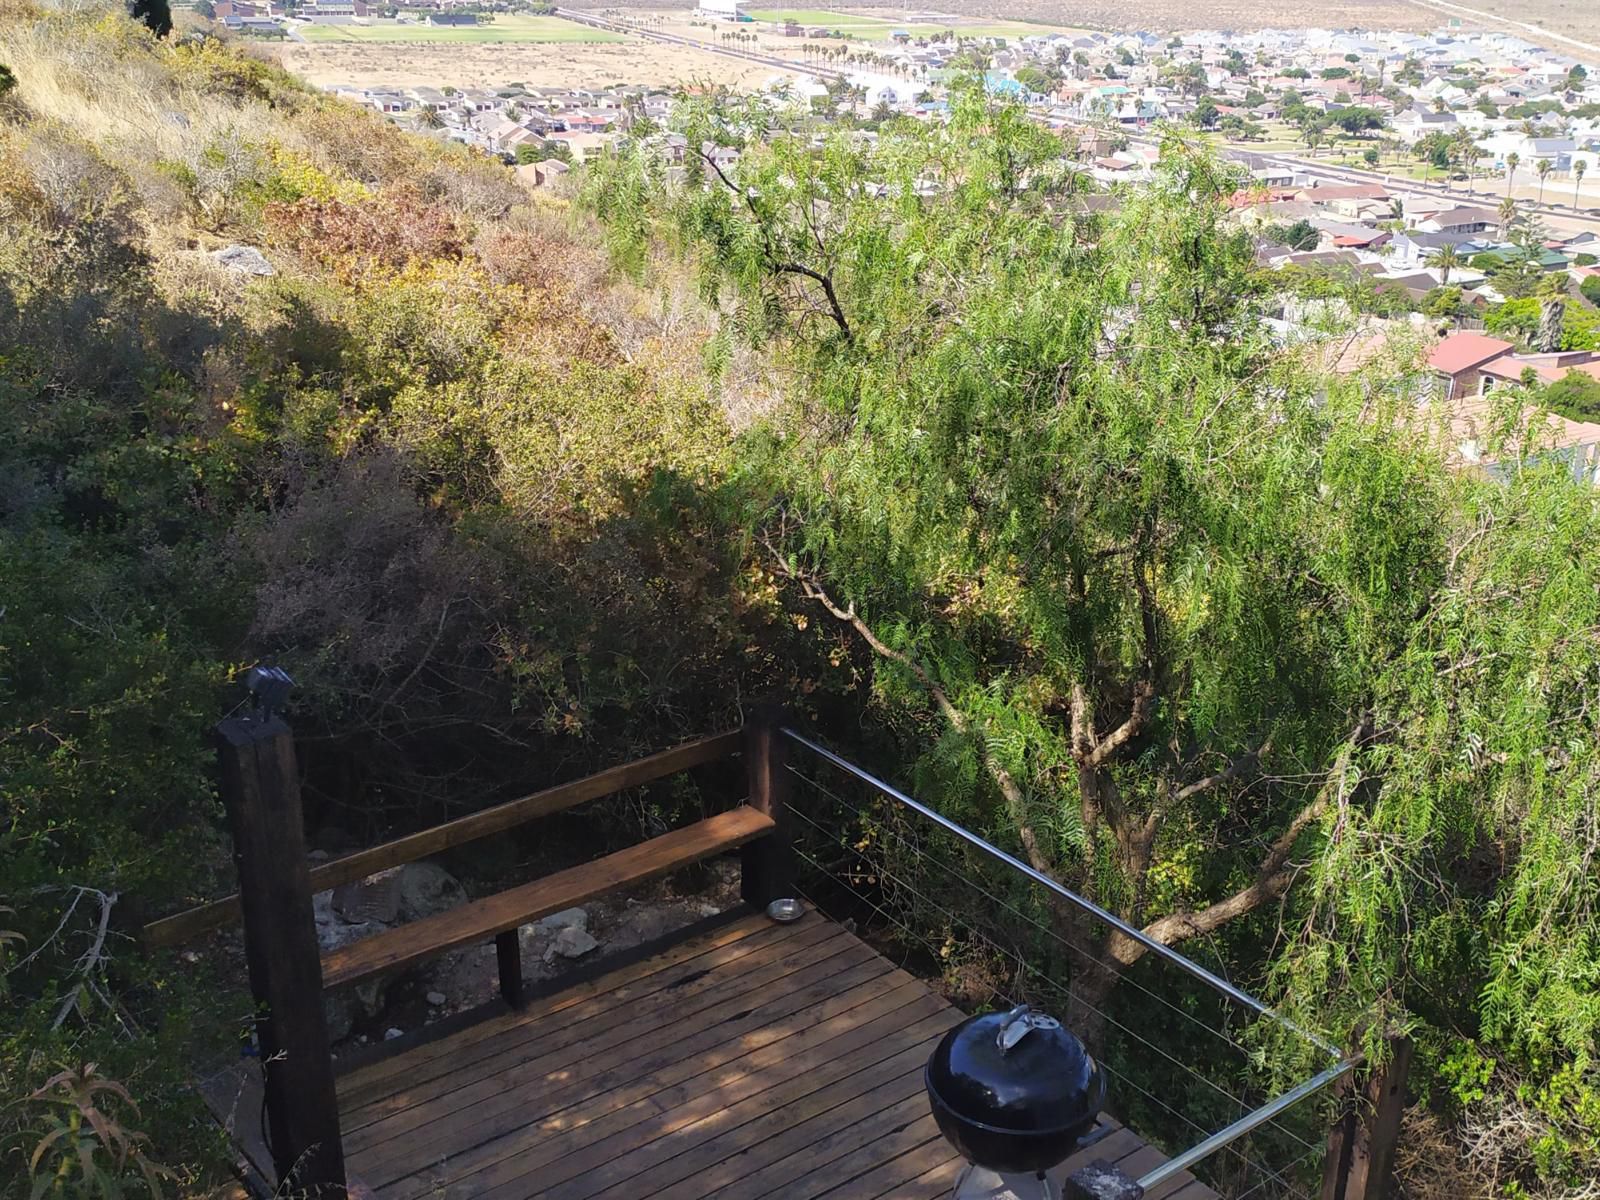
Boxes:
[1400,0,1600,59]
[1121,131,1600,234]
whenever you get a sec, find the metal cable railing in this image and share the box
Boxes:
[780,727,1355,1200]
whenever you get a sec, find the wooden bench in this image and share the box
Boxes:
[321,805,775,994]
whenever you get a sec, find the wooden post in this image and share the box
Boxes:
[495,929,525,1009]
[1321,1036,1413,1200]
[741,709,794,909]
[217,714,347,1196]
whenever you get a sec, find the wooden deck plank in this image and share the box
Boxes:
[689,1081,933,1200]
[323,807,774,989]
[350,956,912,1182]
[524,1028,956,1200]
[346,941,893,1161]
[334,913,1215,1200]
[423,998,953,1200]
[811,1120,962,1200]
[343,919,852,1136]
[339,914,823,1112]
[336,909,782,1095]
[583,1057,935,1200]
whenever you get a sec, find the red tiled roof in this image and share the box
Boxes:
[1296,184,1390,201]
[1427,332,1515,375]
[1481,357,1563,384]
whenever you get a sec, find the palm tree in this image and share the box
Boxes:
[1431,243,1463,284]
[1577,159,1590,208]
[1505,150,1519,196]
[1498,195,1517,236]
[1536,157,1552,205]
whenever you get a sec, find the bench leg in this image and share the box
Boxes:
[495,930,524,1009]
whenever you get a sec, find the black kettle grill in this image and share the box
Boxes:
[925,1004,1106,1200]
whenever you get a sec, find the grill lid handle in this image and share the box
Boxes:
[996,1004,1062,1053]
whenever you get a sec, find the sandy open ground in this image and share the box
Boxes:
[278,31,806,90]
[276,7,1090,92]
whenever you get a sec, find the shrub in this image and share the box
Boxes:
[264,187,467,274]
[1542,370,1600,422]
[1581,275,1600,306]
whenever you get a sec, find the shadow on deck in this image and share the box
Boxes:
[325,911,1216,1200]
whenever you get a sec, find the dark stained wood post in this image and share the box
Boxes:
[1321,1036,1413,1200]
[741,708,794,909]
[217,713,347,1196]
[495,929,525,1009]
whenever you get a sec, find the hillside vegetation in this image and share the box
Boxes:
[0,6,810,1192]
[4,5,1600,1198]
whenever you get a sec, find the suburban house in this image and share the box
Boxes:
[1419,207,1498,235]
[1392,107,1459,143]
[1429,332,1600,399]
[1428,333,1519,400]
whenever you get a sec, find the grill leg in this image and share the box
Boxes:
[495,929,524,1009]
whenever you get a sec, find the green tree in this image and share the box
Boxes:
[1265,218,1318,251]
[129,0,172,36]
[1541,369,1600,420]
[1429,242,1464,284]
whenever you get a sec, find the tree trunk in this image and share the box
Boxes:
[1537,297,1565,352]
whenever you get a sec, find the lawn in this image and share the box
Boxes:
[743,9,1076,40]
[743,9,893,26]
[296,15,627,43]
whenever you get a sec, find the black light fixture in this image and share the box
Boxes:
[925,1004,1106,1200]
[244,665,294,720]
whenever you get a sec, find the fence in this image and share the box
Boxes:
[779,727,1358,1200]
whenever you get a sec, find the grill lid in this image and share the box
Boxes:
[926,1004,1104,1135]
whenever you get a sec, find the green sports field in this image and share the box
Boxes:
[743,9,1077,41]
[296,15,627,43]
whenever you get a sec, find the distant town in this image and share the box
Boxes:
[221,0,1600,456]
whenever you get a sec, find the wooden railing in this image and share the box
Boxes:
[151,710,792,1197]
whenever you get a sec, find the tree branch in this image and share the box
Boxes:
[1105,717,1372,967]
[781,560,1052,874]
[698,149,852,341]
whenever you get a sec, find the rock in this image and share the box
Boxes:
[312,889,380,953]
[542,926,600,963]
[426,991,447,1007]
[698,904,722,918]
[332,868,404,925]
[397,862,467,922]
[606,904,682,951]
[325,995,355,1043]
[308,848,331,862]
[384,1027,404,1041]
[210,244,275,276]
[354,980,385,1019]
[533,907,588,935]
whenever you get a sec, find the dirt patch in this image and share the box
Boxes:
[276,27,810,91]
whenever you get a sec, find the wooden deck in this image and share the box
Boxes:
[330,911,1216,1200]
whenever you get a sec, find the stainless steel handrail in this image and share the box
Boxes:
[780,725,1343,1061]
[1133,1057,1357,1191]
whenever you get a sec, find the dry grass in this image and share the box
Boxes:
[274,35,804,91]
